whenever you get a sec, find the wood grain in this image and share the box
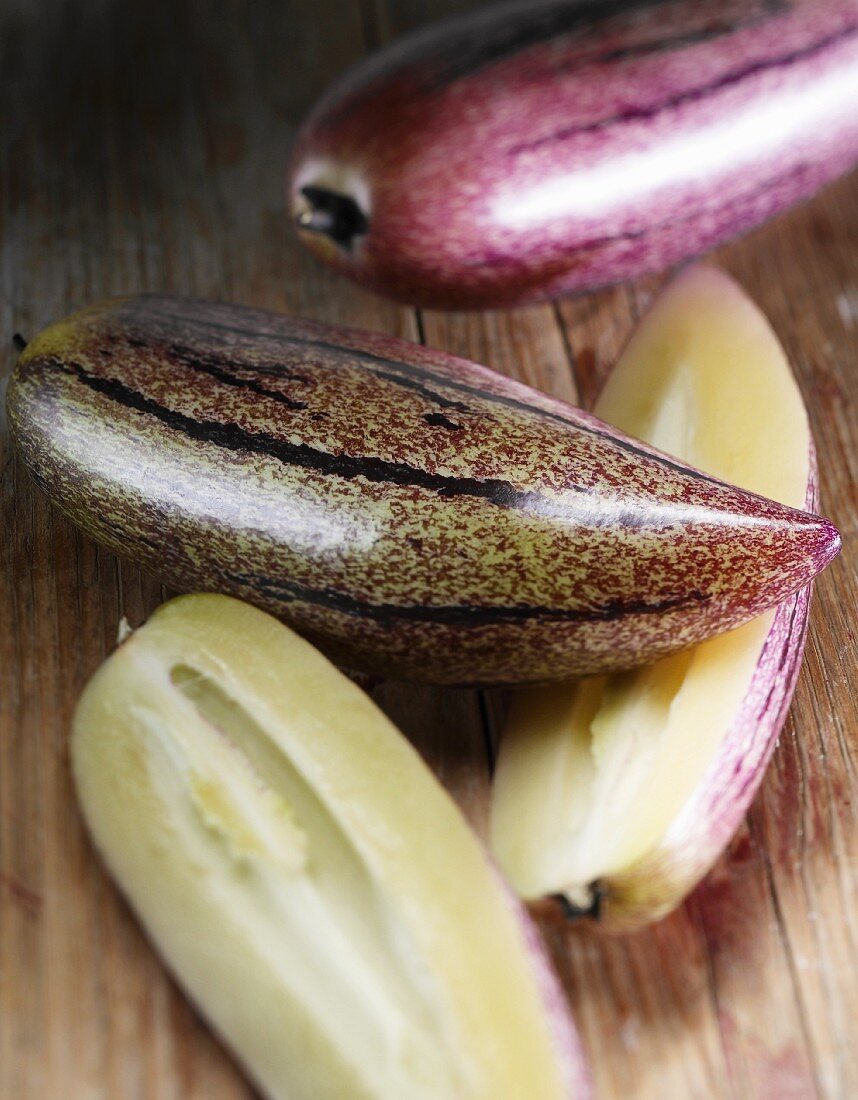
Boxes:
[1,2,855,1098]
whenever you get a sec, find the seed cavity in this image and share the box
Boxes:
[168,663,308,873]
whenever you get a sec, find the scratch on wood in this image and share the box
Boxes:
[0,872,43,917]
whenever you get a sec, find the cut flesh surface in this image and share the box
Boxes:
[72,595,586,1099]
[491,265,812,917]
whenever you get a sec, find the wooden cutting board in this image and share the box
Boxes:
[1,2,855,1097]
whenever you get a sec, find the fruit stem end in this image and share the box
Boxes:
[296,185,369,250]
[552,881,606,922]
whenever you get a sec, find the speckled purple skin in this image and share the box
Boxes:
[290,0,858,308]
[8,296,841,685]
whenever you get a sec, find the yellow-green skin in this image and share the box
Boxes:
[6,296,839,685]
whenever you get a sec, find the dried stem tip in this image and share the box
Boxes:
[297,185,369,249]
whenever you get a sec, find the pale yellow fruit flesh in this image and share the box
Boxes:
[72,594,576,1100]
[490,266,810,908]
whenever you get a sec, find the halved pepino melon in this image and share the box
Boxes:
[491,266,821,927]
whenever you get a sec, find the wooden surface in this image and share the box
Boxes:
[1,2,856,1097]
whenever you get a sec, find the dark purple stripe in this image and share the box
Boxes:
[53,357,588,510]
[508,23,858,155]
[165,342,309,410]
[228,568,710,626]
[415,0,722,90]
[136,299,729,489]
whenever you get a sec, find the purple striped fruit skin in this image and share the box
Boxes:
[7,296,841,686]
[289,0,858,309]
